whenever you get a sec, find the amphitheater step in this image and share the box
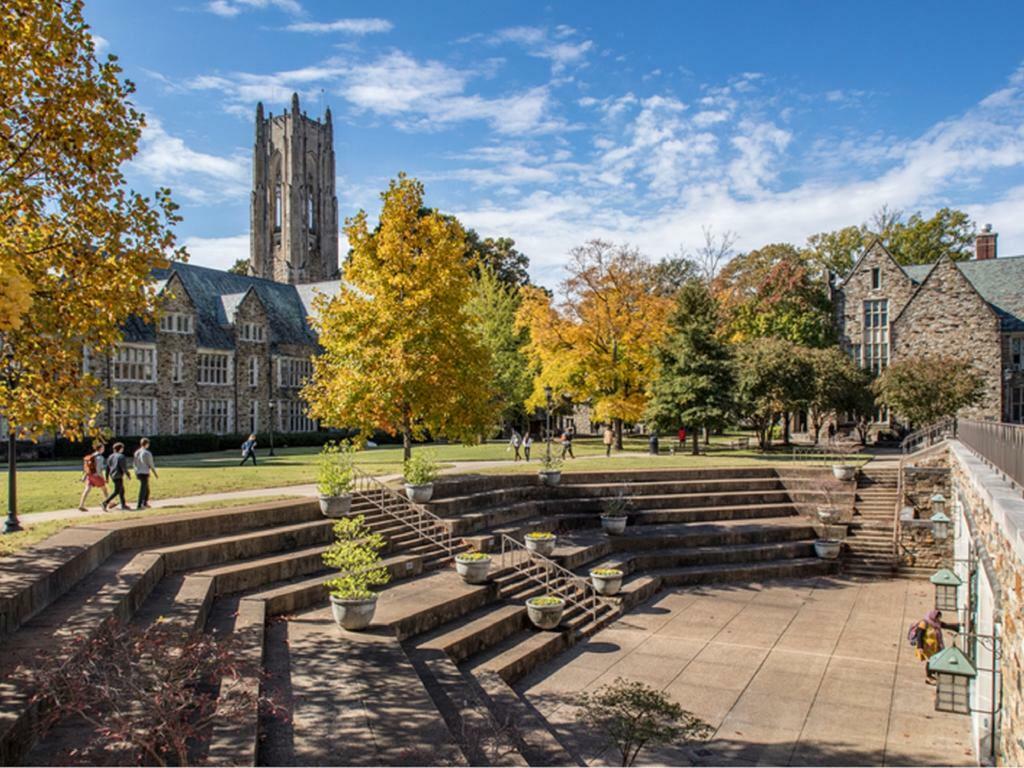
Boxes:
[622,556,836,590]
[586,540,818,576]
[376,571,496,641]
[413,603,529,663]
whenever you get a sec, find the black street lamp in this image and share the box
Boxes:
[2,344,21,534]
[268,400,276,457]
[544,385,553,462]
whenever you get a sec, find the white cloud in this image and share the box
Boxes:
[182,233,250,272]
[488,26,593,73]
[91,34,109,55]
[131,117,249,203]
[206,0,302,17]
[286,18,393,34]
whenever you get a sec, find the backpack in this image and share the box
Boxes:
[83,453,97,475]
[907,622,923,647]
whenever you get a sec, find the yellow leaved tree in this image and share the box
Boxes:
[0,0,184,441]
[517,240,672,448]
[303,174,495,461]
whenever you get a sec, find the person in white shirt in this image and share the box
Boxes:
[133,438,158,509]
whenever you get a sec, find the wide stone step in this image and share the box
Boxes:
[586,540,817,576]
[375,572,495,641]
[622,556,836,590]
[605,518,815,552]
[412,604,529,663]
[467,628,570,685]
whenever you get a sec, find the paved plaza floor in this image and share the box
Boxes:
[519,576,976,766]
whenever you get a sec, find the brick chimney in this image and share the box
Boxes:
[975,224,997,260]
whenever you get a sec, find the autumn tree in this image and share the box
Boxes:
[804,347,872,443]
[872,355,984,428]
[464,230,531,288]
[517,240,672,449]
[714,243,833,348]
[465,265,533,432]
[303,174,495,460]
[0,0,183,445]
[733,337,815,449]
[646,281,733,455]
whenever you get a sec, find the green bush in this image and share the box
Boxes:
[316,441,355,496]
[322,515,390,600]
[403,451,439,485]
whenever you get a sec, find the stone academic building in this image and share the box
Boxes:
[833,227,1024,425]
[91,94,343,438]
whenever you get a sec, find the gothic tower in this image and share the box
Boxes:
[250,93,339,284]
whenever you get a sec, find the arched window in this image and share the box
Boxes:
[274,182,282,230]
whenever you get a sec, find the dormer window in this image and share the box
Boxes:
[871,267,881,290]
[159,312,193,334]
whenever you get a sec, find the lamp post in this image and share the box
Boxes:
[544,385,553,462]
[268,400,276,457]
[2,343,21,534]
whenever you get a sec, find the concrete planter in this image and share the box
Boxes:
[832,465,856,481]
[318,493,352,518]
[538,470,562,486]
[455,555,492,584]
[404,483,434,503]
[526,597,565,630]
[590,569,623,596]
[816,506,842,525]
[600,514,628,535]
[329,595,378,631]
[814,539,842,560]
[525,534,556,557]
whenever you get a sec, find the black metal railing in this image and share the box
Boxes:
[957,419,1024,490]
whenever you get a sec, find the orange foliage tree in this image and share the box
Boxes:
[517,240,672,448]
[0,0,184,441]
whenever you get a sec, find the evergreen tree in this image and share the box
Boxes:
[646,281,733,455]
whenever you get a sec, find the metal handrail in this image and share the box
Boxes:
[351,466,456,558]
[894,454,904,568]
[499,534,605,626]
[900,418,957,454]
[958,419,1024,491]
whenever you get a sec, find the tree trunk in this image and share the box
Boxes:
[614,418,623,450]
[402,406,413,463]
[703,426,710,446]
[691,430,700,456]
[782,412,791,446]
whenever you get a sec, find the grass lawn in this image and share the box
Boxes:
[0,494,301,558]
[0,431,868,517]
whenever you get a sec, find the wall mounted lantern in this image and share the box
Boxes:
[929,568,962,612]
[927,646,977,714]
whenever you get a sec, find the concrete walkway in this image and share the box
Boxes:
[519,576,975,766]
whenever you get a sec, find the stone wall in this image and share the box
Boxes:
[949,442,1024,766]
[892,258,1004,421]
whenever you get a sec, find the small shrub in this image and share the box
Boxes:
[316,440,355,496]
[591,568,624,577]
[540,454,563,472]
[322,515,390,599]
[527,596,564,607]
[456,551,491,561]
[525,531,555,540]
[403,451,439,485]
[577,677,712,766]
[602,486,632,517]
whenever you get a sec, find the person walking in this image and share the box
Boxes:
[240,434,258,466]
[101,443,131,512]
[678,426,687,447]
[509,429,522,461]
[560,429,575,459]
[603,426,614,458]
[911,609,958,684]
[133,438,158,510]
[523,432,533,461]
[78,442,108,511]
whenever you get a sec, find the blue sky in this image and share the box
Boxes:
[86,0,1024,285]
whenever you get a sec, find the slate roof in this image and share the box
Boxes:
[125,261,341,349]
[900,255,1024,333]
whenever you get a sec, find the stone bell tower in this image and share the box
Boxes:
[250,93,339,284]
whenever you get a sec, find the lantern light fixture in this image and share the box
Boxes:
[930,510,951,540]
[929,568,962,612]
[927,646,976,714]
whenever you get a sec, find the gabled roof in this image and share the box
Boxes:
[900,255,1024,333]
[893,254,1001,329]
[124,262,340,349]
[840,238,913,287]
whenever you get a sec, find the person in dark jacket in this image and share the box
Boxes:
[240,434,258,466]
[101,442,132,511]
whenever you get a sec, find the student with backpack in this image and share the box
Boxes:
[240,434,258,466]
[909,609,959,683]
[78,442,108,511]
[101,442,132,512]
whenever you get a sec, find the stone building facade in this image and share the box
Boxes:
[833,231,1024,425]
[93,94,342,438]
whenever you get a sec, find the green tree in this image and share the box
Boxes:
[304,174,496,461]
[714,243,833,348]
[734,337,815,449]
[465,265,533,431]
[227,258,250,275]
[872,355,984,428]
[646,281,733,455]
[805,347,872,443]
[805,225,866,277]
[0,0,184,443]
[577,678,712,767]
[464,230,530,288]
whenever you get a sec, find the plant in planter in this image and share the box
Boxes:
[526,595,565,629]
[813,538,842,560]
[403,451,439,503]
[538,455,563,486]
[590,567,624,596]
[322,515,391,630]
[455,551,492,584]
[831,451,856,481]
[316,441,356,517]
[524,530,557,557]
[816,486,843,525]
[600,486,631,534]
